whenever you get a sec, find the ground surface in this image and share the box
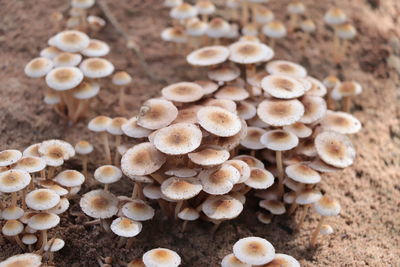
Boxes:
[0,0,400,266]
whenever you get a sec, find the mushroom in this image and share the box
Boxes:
[266,60,307,78]
[81,39,110,57]
[0,170,31,207]
[88,115,112,164]
[206,18,230,45]
[142,248,181,267]
[185,20,208,49]
[170,3,197,24]
[300,18,316,46]
[331,81,362,112]
[0,253,42,267]
[257,99,305,126]
[207,65,240,85]
[322,75,340,109]
[262,20,287,49]
[259,200,286,215]
[323,7,347,60]
[44,238,65,262]
[54,170,85,190]
[72,80,100,122]
[137,98,178,130]
[110,217,142,248]
[197,106,242,137]
[127,258,145,267]
[94,165,122,191]
[24,57,54,78]
[25,189,60,211]
[196,1,215,22]
[27,212,60,250]
[320,111,362,134]
[186,46,230,67]
[161,82,204,104]
[122,117,152,138]
[22,234,38,252]
[38,140,75,175]
[107,117,128,165]
[188,147,230,166]
[121,199,155,222]
[335,23,357,62]
[74,140,93,178]
[294,188,322,229]
[199,165,239,195]
[221,253,250,267]
[260,253,300,267]
[287,0,306,32]
[79,58,114,79]
[232,236,275,265]
[177,207,199,232]
[53,52,82,67]
[2,220,25,249]
[112,71,132,114]
[261,74,306,99]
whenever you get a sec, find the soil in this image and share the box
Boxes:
[0,0,400,266]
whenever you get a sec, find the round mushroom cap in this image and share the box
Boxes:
[283,191,296,204]
[186,20,208,36]
[22,234,38,245]
[88,115,112,132]
[161,177,202,200]
[28,212,60,230]
[194,81,219,95]
[324,7,347,25]
[245,167,274,189]
[44,238,65,252]
[202,195,243,220]
[320,224,334,235]
[300,19,316,33]
[205,98,237,113]
[299,96,327,124]
[44,90,61,105]
[45,67,84,91]
[208,65,240,82]
[121,142,166,177]
[237,101,257,120]
[143,248,181,267]
[0,170,31,193]
[296,188,322,205]
[188,147,230,166]
[262,20,287,38]
[314,195,341,216]
[94,165,122,184]
[221,253,251,267]
[304,76,327,97]
[283,122,312,138]
[110,217,142,238]
[234,155,264,168]
[112,71,132,86]
[81,39,110,57]
[283,177,303,192]
[315,131,355,168]
[177,207,199,221]
[40,46,62,59]
[229,41,274,64]
[259,200,286,215]
[260,253,300,267]
[127,259,146,267]
[137,99,178,130]
[323,75,340,88]
[207,18,230,38]
[261,75,305,99]
[2,220,24,236]
[308,158,341,173]
[143,184,162,200]
[240,127,266,150]
[285,163,321,184]
[165,168,197,178]
[172,105,202,124]
[71,0,95,9]
[196,0,216,14]
[225,159,251,183]
[0,150,22,167]
[53,52,82,67]
[80,189,118,219]
[187,46,230,66]
[25,57,54,78]
[26,189,60,210]
[54,170,85,187]
[74,140,94,155]
[39,139,75,166]
[13,156,46,173]
[80,58,114,78]
[73,80,100,99]
[23,144,41,158]
[122,117,152,138]
[161,27,187,43]
[266,60,307,78]
[331,81,362,99]
[162,82,204,103]
[242,24,259,37]
[257,99,304,127]
[2,206,24,220]
[107,117,128,135]
[233,236,275,265]
[199,164,240,195]
[321,111,361,134]
[47,197,70,214]
[53,30,90,52]
[260,130,299,151]
[0,253,42,267]
[122,200,155,221]
[215,86,249,101]
[197,106,242,137]
[254,6,274,24]
[257,212,273,224]
[170,2,197,19]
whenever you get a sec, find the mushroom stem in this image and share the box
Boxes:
[269,38,275,50]
[181,220,188,232]
[82,155,88,178]
[174,200,184,219]
[100,219,111,233]
[114,135,121,166]
[28,244,33,252]
[288,200,298,215]
[342,96,352,112]
[40,170,46,179]
[289,14,298,32]
[201,14,208,23]
[61,91,75,121]
[310,216,326,246]
[117,237,125,248]
[101,132,112,164]
[0,235,4,245]
[14,235,26,250]
[118,86,126,114]
[11,192,18,206]
[275,151,284,197]
[241,0,249,25]
[327,88,335,110]
[131,183,138,199]
[104,184,109,191]
[83,219,101,225]
[21,189,27,210]
[47,166,55,180]
[40,230,48,251]
[211,221,221,236]
[240,186,252,195]
[150,173,165,184]
[157,199,169,218]
[71,100,87,123]
[340,39,349,61]
[296,204,309,230]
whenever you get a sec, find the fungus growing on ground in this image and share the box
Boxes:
[94,165,122,191]
[112,71,132,114]
[28,212,60,250]
[287,0,306,32]
[110,217,142,248]
[74,140,93,177]
[262,21,287,49]
[88,115,112,164]
[142,248,181,267]
[0,253,42,267]
[331,81,362,112]
[233,237,275,265]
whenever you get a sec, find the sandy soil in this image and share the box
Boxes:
[0,0,399,266]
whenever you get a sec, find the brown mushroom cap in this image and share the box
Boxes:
[313,195,341,216]
[142,248,181,267]
[229,41,274,64]
[199,164,240,195]
[194,80,219,95]
[304,76,327,97]
[261,75,305,99]
[259,200,286,215]
[88,115,112,132]
[0,150,22,167]
[79,58,114,78]
[110,217,142,238]
[137,99,178,130]
[0,253,42,267]
[197,106,242,137]
[283,122,312,138]
[260,130,299,151]
[25,57,54,78]
[257,99,304,127]
[202,195,243,220]
[331,81,362,99]
[107,117,128,135]
[79,189,118,219]
[266,60,307,78]
[161,82,204,103]
[259,253,300,267]
[161,177,202,200]
[94,165,122,184]
[233,236,275,265]
[240,127,267,150]
[187,46,230,66]
[54,170,85,187]
[299,96,327,124]
[0,170,31,193]
[188,146,230,166]
[53,30,90,52]
[121,199,155,221]
[45,67,84,91]
[320,111,361,134]
[25,189,60,210]
[245,167,274,189]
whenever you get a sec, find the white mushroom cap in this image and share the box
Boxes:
[143,184,162,200]
[315,131,355,168]
[12,156,46,173]
[54,170,85,187]
[28,212,60,230]
[285,163,321,184]
[45,67,84,91]
[112,71,132,86]
[188,147,230,166]
[300,19,316,33]
[170,3,198,20]
[245,167,274,189]
[239,35,260,43]
[197,106,242,137]
[186,20,208,36]
[122,199,155,221]
[165,168,197,178]
[283,178,303,192]
[221,253,251,267]
[240,127,267,150]
[205,98,237,113]
[80,189,118,219]
[331,81,362,99]
[44,238,65,252]
[81,39,110,57]
[187,46,230,66]
[161,177,202,200]
[242,24,259,37]
[264,253,300,267]
[26,189,60,210]
[110,217,142,238]
[262,21,287,38]
[44,90,61,105]
[313,195,341,216]
[260,130,299,151]
[229,41,274,64]
[0,170,31,193]
[233,237,275,265]
[74,140,94,155]
[199,164,240,195]
[287,0,305,14]
[0,253,42,267]
[87,16,106,30]
[207,18,230,38]
[122,117,152,138]
[259,200,286,215]
[23,144,41,158]
[2,206,24,220]
[53,30,90,52]
[47,197,70,214]
[94,165,122,184]
[121,142,166,176]
[261,75,305,99]
[320,111,362,134]
[22,234,38,245]
[79,58,114,78]
[207,65,240,82]
[53,52,82,67]
[296,189,322,205]
[40,46,62,59]
[164,0,182,8]
[24,57,54,78]
[71,0,95,9]
[225,159,251,183]
[257,99,304,127]
[283,191,296,204]
[177,208,199,221]
[161,27,187,43]
[196,1,216,15]
[137,99,178,130]
[161,82,204,103]
[234,155,264,168]
[304,76,327,97]
[88,115,112,132]
[308,158,341,173]
[299,96,327,124]
[194,81,219,95]
[237,101,257,120]
[254,7,274,24]
[142,248,181,267]
[323,75,340,89]
[202,195,243,220]
[215,86,249,101]
[2,220,24,236]
[73,80,100,99]
[283,122,312,138]
[0,150,22,167]
[324,7,347,25]
[320,224,334,235]
[107,117,128,135]
[39,139,75,166]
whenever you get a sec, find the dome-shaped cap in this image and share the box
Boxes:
[283,122,312,138]
[80,189,118,219]
[53,52,82,67]
[177,207,199,221]
[208,65,240,82]
[225,159,251,183]
[237,101,257,120]
[233,237,275,265]
[260,130,299,151]
[205,98,237,113]
[0,149,22,167]
[245,167,274,189]
[122,117,152,138]
[73,80,100,99]
[299,96,327,124]
[0,170,31,193]
[260,253,300,267]
[320,224,334,235]
[80,58,114,78]
[336,23,357,39]
[194,81,218,95]
[254,7,274,24]
[122,199,155,221]
[45,67,84,91]
[81,39,110,57]
[161,27,187,43]
[323,75,340,88]
[38,139,75,166]
[296,188,322,205]
[240,127,266,150]
[187,46,229,66]
[74,140,94,155]
[2,206,24,220]
[143,184,162,200]
[257,212,273,224]
[143,248,181,267]
[44,90,61,105]
[197,106,242,137]
[229,41,274,64]
[266,60,307,79]
[111,217,142,238]
[215,86,249,101]
[261,74,305,99]
[257,99,304,127]
[324,7,347,25]
[0,253,42,267]
[234,155,264,168]
[2,220,24,236]
[300,19,316,33]
[259,200,286,215]
[53,30,90,52]
[137,99,178,130]
[170,3,197,19]
[186,20,208,37]
[12,156,46,173]
[313,195,341,216]
[202,195,243,220]
[285,163,321,184]
[47,197,70,214]
[22,234,38,245]
[26,189,60,210]
[196,1,216,15]
[112,71,132,86]
[221,253,251,267]
[287,0,305,14]
[40,46,62,59]
[199,165,240,195]
[44,238,65,252]
[188,147,229,166]
[94,165,122,184]
[28,212,60,230]
[331,81,362,99]
[161,82,204,103]
[25,57,54,78]
[262,21,287,38]
[161,177,202,200]
[107,117,128,135]
[242,24,259,37]
[207,18,230,38]
[88,115,112,132]
[321,111,361,134]
[54,170,85,187]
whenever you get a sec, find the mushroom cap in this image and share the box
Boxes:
[127,259,146,267]
[240,127,267,150]
[215,86,249,101]
[283,177,303,192]
[53,30,90,52]
[261,75,305,99]
[122,117,152,138]
[187,46,230,66]
[331,81,362,99]
[80,189,118,219]
[260,130,299,151]
[262,20,287,38]
[121,142,166,176]
[53,52,82,67]
[161,82,204,103]
[28,212,60,230]
[2,220,24,236]
[260,253,300,267]
[44,90,61,105]
[88,115,112,132]
[321,111,361,134]
[74,140,94,155]
[2,206,24,220]
[45,67,84,91]
[164,0,182,8]
[323,75,340,88]
[23,144,41,158]
[199,164,240,195]
[143,248,181,267]
[202,195,243,220]
[266,60,307,78]
[44,238,65,252]
[207,65,240,82]
[287,0,305,14]
[54,170,85,187]
[205,98,237,113]
[111,71,132,86]
[81,39,110,57]
[38,139,75,166]
[237,101,257,120]
[233,237,275,265]
[207,18,230,38]
[300,18,316,33]
[12,156,46,173]
[197,106,242,137]
[80,58,114,78]
[299,96,327,124]
[225,159,251,183]
[296,188,322,205]
[73,80,100,99]
[71,0,95,9]
[221,253,251,267]
[234,155,264,168]
[22,234,38,245]
[320,224,334,235]
[313,195,341,216]
[107,117,128,135]
[285,163,321,184]
[177,207,199,221]
[315,131,355,168]
[229,41,274,64]
[137,99,178,130]
[25,57,54,78]
[40,46,62,59]
[304,76,327,97]
[283,122,312,138]
[257,212,273,224]
[239,35,261,43]
[172,105,202,124]
[254,7,274,24]
[324,7,347,25]
[257,99,304,127]
[188,147,230,166]
[0,170,31,193]
[186,20,208,36]
[170,3,197,19]
[143,184,162,200]
[94,165,122,184]
[26,189,60,210]
[259,200,286,215]
[245,167,274,189]
[283,191,296,204]
[47,197,70,214]
[161,27,187,43]
[196,0,216,15]
[110,217,142,238]
[165,168,198,178]
[308,158,341,173]
[161,177,202,200]
[0,253,42,267]
[336,23,357,39]
[242,24,259,37]
[194,81,219,95]
[0,150,22,167]
[122,199,155,221]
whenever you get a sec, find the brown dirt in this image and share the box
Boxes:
[1,0,400,266]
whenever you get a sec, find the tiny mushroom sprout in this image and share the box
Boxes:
[262,21,287,49]
[112,71,132,113]
[110,217,142,248]
[331,81,362,112]
[74,140,93,177]
[88,115,112,164]
[233,237,275,265]
[335,22,357,62]
[94,165,122,191]
[0,253,42,267]
[142,248,181,267]
[177,207,200,232]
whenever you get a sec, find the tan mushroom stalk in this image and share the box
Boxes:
[112,71,132,114]
[110,217,142,249]
[335,23,357,62]
[323,7,347,61]
[177,207,200,232]
[107,117,128,166]
[2,220,25,250]
[71,80,100,123]
[323,75,340,109]
[287,0,306,32]
[88,115,112,164]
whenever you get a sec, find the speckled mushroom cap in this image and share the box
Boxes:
[187,46,230,66]
[262,20,287,38]
[170,2,197,19]
[177,208,200,221]
[23,144,41,158]
[254,7,274,24]
[188,147,230,166]
[143,248,181,267]
[0,150,22,167]
[45,67,84,91]
[225,159,251,183]
[240,127,267,150]
[237,101,257,120]
[304,76,327,97]
[299,96,327,124]
[202,195,243,220]
[324,7,347,25]
[283,122,312,138]
[259,200,286,215]
[122,117,152,138]
[229,41,274,64]
[285,163,321,184]
[207,65,240,82]
[54,170,85,187]
[266,60,307,78]
[94,165,122,184]
[296,188,322,205]
[162,82,204,103]
[79,58,114,78]
[260,253,300,267]
[315,131,355,168]
[80,189,118,219]
[199,164,240,195]
[39,139,75,166]
[194,81,219,95]
[71,0,95,9]
[25,57,54,78]
[0,253,42,267]
[53,52,82,67]
[260,130,299,151]
[28,212,60,230]
[88,115,112,132]
[313,195,341,216]
[0,170,31,193]
[308,158,341,173]
[215,86,249,101]
[110,217,142,238]
[2,206,24,220]
[245,167,274,189]
[234,155,264,169]
[74,140,94,155]
[40,46,62,59]
[107,117,128,135]
[48,197,70,214]
[331,81,362,100]
[137,98,178,130]
[221,253,251,267]
[261,75,305,99]
[122,199,155,221]
[207,18,230,38]
[74,80,101,100]
[121,142,166,176]
[197,106,242,137]
[26,189,60,210]
[81,39,110,57]
[53,30,90,52]
[257,99,304,127]
[321,111,361,134]
[233,237,275,265]
[164,168,198,178]
[2,220,24,236]
[161,177,202,200]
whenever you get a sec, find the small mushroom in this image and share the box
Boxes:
[74,140,93,178]
[142,248,181,267]
[232,236,275,265]
[88,115,112,164]
[112,71,132,114]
